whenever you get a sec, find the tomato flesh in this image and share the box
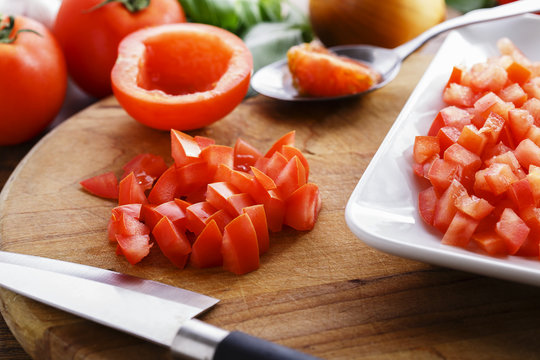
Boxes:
[414,38,540,261]
[81,130,321,273]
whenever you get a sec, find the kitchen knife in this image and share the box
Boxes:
[0,251,320,360]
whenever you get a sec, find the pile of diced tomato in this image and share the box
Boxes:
[80,130,321,274]
[413,38,540,258]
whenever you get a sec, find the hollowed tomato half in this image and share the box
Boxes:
[111,23,253,131]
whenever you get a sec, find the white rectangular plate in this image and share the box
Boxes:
[345,14,540,287]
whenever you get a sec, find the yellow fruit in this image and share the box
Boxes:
[309,0,446,49]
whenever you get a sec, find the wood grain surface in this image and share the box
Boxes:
[3,53,540,360]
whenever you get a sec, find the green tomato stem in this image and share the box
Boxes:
[0,15,41,44]
[85,0,151,13]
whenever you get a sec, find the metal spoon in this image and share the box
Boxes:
[251,0,540,101]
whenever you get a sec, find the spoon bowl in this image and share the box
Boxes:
[251,0,540,102]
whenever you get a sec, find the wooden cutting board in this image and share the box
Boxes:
[3,54,540,360]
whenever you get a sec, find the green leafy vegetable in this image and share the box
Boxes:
[445,0,497,13]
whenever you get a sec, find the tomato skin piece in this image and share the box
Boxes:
[54,0,186,98]
[221,213,260,275]
[190,220,223,268]
[118,172,148,205]
[265,131,295,158]
[1,16,67,145]
[200,145,234,177]
[148,165,180,205]
[233,138,262,172]
[281,145,310,181]
[275,156,307,200]
[80,172,119,199]
[115,234,152,265]
[152,216,191,269]
[186,201,217,235]
[284,183,322,231]
[121,153,168,190]
[111,23,253,130]
[171,130,201,166]
[243,205,270,255]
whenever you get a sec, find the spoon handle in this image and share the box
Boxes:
[393,0,540,61]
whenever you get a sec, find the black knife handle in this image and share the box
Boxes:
[171,319,321,360]
[214,331,320,360]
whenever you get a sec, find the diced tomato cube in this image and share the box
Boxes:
[483,163,519,195]
[514,138,540,169]
[454,194,494,220]
[441,212,479,248]
[523,78,540,101]
[507,178,536,212]
[437,126,461,154]
[525,125,540,147]
[413,136,440,164]
[427,158,462,194]
[433,180,467,232]
[470,62,508,93]
[457,124,487,155]
[479,112,506,145]
[522,98,540,124]
[472,231,508,255]
[508,109,533,144]
[526,165,540,205]
[445,66,463,88]
[495,207,530,255]
[430,106,473,136]
[499,83,528,108]
[443,143,482,176]
[418,186,438,225]
[506,61,532,84]
[443,83,475,107]
[484,151,523,177]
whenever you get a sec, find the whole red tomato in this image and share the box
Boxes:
[53,0,186,99]
[0,15,67,145]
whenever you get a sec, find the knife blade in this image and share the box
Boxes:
[0,251,319,360]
